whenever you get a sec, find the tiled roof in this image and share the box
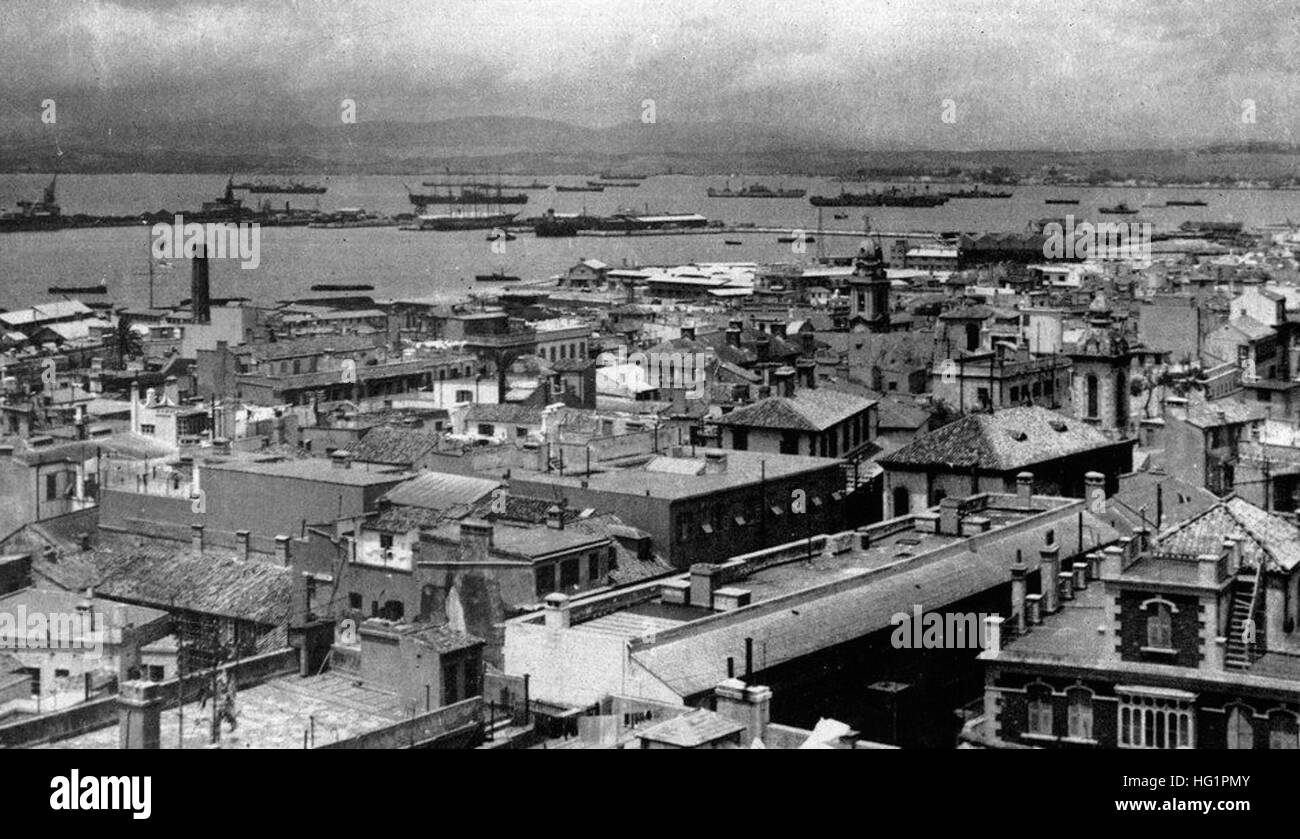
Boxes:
[31,536,293,625]
[464,403,547,426]
[713,389,875,432]
[1155,498,1300,572]
[880,407,1117,471]
[240,334,379,361]
[1182,395,1268,428]
[637,708,745,747]
[350,426,442,466]
[382,472,501,510]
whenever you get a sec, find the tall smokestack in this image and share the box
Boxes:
[191,240,211,324]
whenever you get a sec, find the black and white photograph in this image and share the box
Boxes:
[0,0,1293,816]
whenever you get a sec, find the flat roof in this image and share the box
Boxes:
[508,448,842,500]
[203,456,410,487]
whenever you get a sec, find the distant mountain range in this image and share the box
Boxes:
[1,115,1297,177]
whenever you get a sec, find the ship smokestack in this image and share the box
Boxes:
[191,240,211,324]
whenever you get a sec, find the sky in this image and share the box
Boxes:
[0,0,1296,150]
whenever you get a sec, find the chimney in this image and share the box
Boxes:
[703,451,728,475]
[543,593,570,630]
[726,320,742,347]
[191,240,211,325]
[459,519,494,565]
[546,504,565,530]
[938,497,962,535]
[797,358,817,389]
[236,529,251,562]
[1073,561,1088,591]
[774,366,796,397]
[1010,559,1027,634]
[1085,471,1106,513]
[1041,545,1061,613]
[191,523,204,556]
[714,678,772,746]
[983,615,1003,656]
[145,387,157,407]
[755,335,771,363]
[331,450,352,469]
[1016,472,1034,507]
[1026,594,1043,625]
[1058,569,1075,602]
[1163,395,1189,422]
[690,563,720,608]
[275,534,291,565]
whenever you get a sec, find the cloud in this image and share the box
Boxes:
[0,0,1294,148]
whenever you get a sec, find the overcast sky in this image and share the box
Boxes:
[0,0,1295,149]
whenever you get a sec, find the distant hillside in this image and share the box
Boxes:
[1,116,1298,179]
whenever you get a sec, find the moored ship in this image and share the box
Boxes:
[402,210,520,231]
[809,188,947,207]
[707,182,806,199]
[234,179,327,194]
[942,187,1013,198]
[0,174,62,231]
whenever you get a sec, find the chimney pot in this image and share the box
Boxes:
[236,529,251,562]
[191,523,204,556]
[1016,472,1034,507]
[543,593,571,630]
[275,534,291,565]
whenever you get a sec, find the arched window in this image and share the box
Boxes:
[1269,711,1298,750]
[1227,706,1255,749]
[892,487,910,517]
[1086,374,1099,419]
[1067,688,1094,740]
[1027,685,1053,736]
[1146,601,1173,649]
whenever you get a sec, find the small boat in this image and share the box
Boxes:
[486,229,517,242]
[556,185,604,192]
[310,283,374,292]
[1166,199,1208,207]
[475,269,521,282]
[1098,203,1139,215]
[724,239,743,246]
[590,180,640,188]
[599,171,648,181]
[1045,198,1080,205]
[48,284,108,295]
[833,213,848,220]
[776,234,816,243]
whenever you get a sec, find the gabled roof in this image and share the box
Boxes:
[1155,497,1300,572]
[880,407,1119,471]
[464,403,546,426]
[350,426,442,466]
[636,708,745,747]
[713,389,875,432]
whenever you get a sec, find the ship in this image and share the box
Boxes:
[0,174,63,231]
[486,229,517,242]
[475,269,522,282]
[777,233,816,243]
[707,182,807,199]
[590,180,640,188]
[942,187,1013,199]
[49,279,108,295]
[406,185,527,206]
[234,180,327,194]
[599,171,648,180]
[555,184,604,192]
[1098,203,1139,215]
[1044,198,1080,204]
[310,283,375,292]
[402,210,520,231]
[197,177,254,220]
[809,188,947,207]
[307,208,392,228]
[1166,199,1208,207]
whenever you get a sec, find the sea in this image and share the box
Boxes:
[1,172,1297,311]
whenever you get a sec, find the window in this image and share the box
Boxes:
[1146,602,1174,650]
[147,665,166,681]
[1067,689,1094,741]
[516,427,528,438]
[54,668,70,679]
[379,533,393,550]
[560,558,579,589]
[1227,706,1255,749]
[477,423,494,436]
[349,592,362,610]
[45,474,57,501]
[535,565,556,597]
[463,659,479,698]
[1027,685,1053,736]
[1269,712,1299,749]
[140,424,155,435]
[588,553,600,581]
[780,430,800,455]
[455,389,472,402]
[1086,374,1099,418]
[732,429,749,450]
[1119,691,1193,748]
[443,662,460,705]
